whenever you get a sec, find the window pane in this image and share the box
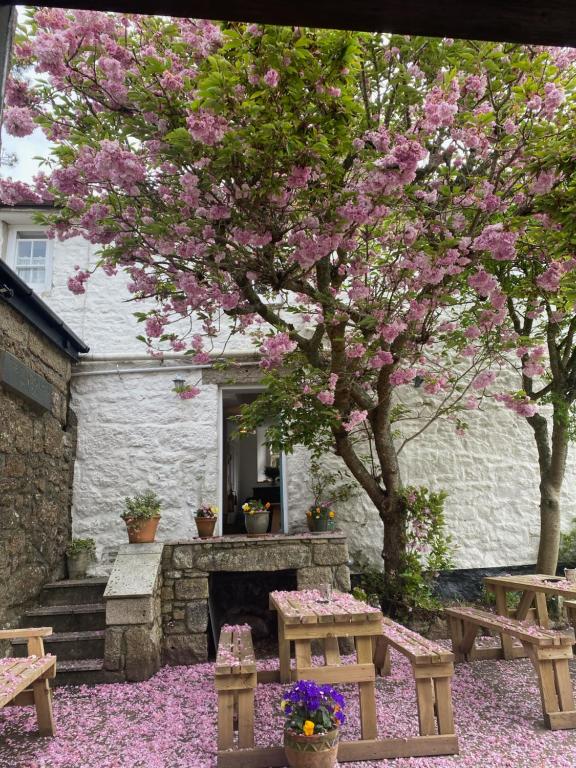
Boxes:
[32,240,47,260]
[16,240,32,262]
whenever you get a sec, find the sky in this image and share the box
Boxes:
[1,126,51,183]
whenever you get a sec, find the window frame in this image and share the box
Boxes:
[6,225,53,294]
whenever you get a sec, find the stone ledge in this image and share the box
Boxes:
[163,531,346,547]
[105,543,163,599]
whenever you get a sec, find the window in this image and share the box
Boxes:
[7,229,52,292]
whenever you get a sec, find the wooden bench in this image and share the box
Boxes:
[215,625,256,751]
[0,627,56,736]
[373,617,457,741]
[445,605,576,730]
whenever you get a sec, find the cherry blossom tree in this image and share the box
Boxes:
[3,10,575,593]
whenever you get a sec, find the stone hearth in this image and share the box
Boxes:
[160,532,350,665]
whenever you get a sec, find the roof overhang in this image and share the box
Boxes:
[14,1,576,46]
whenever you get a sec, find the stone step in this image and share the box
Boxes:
[41,578,108,606]
[11,630,105,661]
[53,658,124,687]
[22,603,106,633]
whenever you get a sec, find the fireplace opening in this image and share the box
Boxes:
[208,569,297,657]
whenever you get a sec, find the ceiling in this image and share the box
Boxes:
[17,0,576,46]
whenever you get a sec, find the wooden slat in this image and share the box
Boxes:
[485,575,576,599]
[515,590,536,621]
[32,678,55,736]
[217,735,459,768]
[283,621,380,640]
[381,617,453,664]
[323,636,340,667]
[494,585,515,660]
[294,639,312,672]
[444,606,574,647]
[0,657,56,709]
[547,711,576,730]
[535,592,550,629]
[295,663,376,684]
[0,627,53,640]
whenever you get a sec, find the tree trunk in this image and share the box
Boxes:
[528,407,569,574]
[382,492,407,578]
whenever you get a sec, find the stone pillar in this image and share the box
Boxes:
[103,543,163,682]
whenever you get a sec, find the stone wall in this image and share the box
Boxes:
[161,533,350,665]
[0,299,77,631]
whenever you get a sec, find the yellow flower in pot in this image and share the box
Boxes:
[242,499,271,535]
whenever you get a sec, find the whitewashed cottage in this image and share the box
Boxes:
[1,202,573,580]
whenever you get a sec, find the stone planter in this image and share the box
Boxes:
[67,551,94,579]
[124,516,160,544]
[284,728,339,768]
[195,517,217,538]
[244,510,270,535]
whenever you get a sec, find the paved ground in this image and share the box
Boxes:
[1,650,575,768]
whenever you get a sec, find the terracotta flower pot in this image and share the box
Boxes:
[284,728,339,768]
[124,516,160,544]
[244,510,270,535]
[195,516,217,538]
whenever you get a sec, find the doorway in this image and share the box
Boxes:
[219,387,288,535]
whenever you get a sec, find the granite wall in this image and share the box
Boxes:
[161,533,350,665]
[0,299,77,632]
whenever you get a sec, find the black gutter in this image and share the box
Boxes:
[0,260,89,361]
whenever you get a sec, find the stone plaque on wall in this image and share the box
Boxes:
[0,349,53,412]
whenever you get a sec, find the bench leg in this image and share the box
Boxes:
[493,586,515,660]
[356,636,378,740]
[278,617,291,683]
[528,647,576,730]
[434,674,455,735]
[447,616,465,663]
[32,678,55,737]
[373,636,391,676]
[415,677,436,736]
[324,636,341,667]
[218,691,235,749]
[237,689,255,748]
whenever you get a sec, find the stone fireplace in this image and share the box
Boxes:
[160,532,350,665]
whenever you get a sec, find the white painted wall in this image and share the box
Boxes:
[2,208,575,572]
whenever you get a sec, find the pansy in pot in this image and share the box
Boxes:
[281,680,345,768]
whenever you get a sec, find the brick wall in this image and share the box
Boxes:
[0,299,77,631]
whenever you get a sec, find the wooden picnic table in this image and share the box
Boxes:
[484,574,576,659]
[269,588,382,739]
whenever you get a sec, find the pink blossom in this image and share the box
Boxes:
[380,320,407,343]
[317,390,335,405]
[145,315,167,337]
[342,409,368,432]
[346,343,365,359]
[259,332,297,369]
[67,269,91,295]
[178,386,201,400]
[263,69,279,88]
[471,224,517,262]
[531,170,557,195]
[186,108,228,145]
[536,263,563,292]
[3,106,35,136]
[471,371,497,390]
[495,391,538,417]
[390,368,417,386]
[468,269,497,297]
[543,82,565,115]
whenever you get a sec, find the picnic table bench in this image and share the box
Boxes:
[215,624,256,751]
[445,605,576,730]
[373,617,456,739]
[0,627,56,736]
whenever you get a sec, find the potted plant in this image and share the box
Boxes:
[281,680,345,768]
[66,538,96,579]
[304,459,357,532]
[121,491,161,543]
[306,504,335,533]
[195,504,218,538]
[242,499,271,535]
